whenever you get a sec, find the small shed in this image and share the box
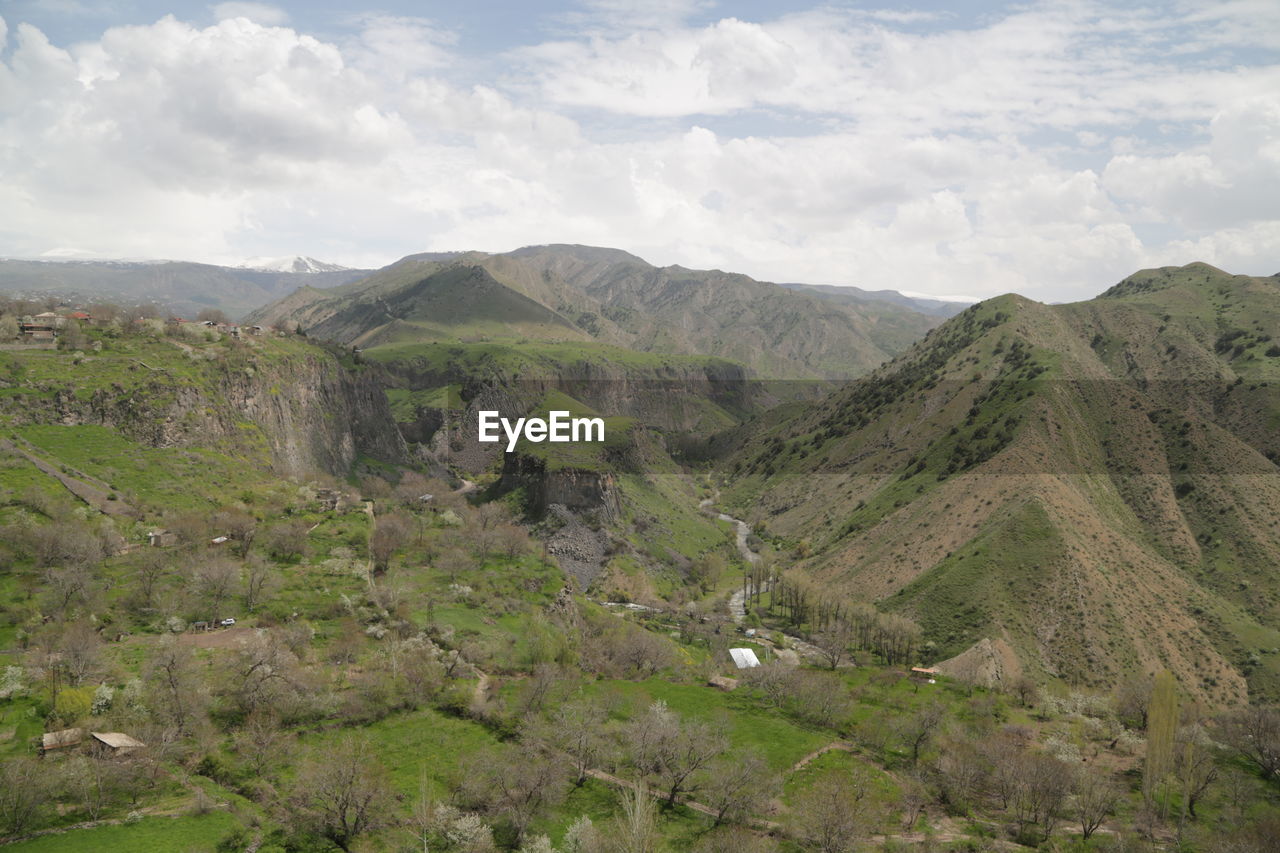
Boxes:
[729,648,761,670]
[910,666,939,684]
[147,529,177,547]
[41,727,85,755]
[90,731,145,754]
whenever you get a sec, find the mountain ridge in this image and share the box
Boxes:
[248,244,950,379]
[716,263,1280,705]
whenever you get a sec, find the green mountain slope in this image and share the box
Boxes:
[249,244,946,379]
[717,263,1280,705]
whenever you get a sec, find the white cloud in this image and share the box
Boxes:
[0,4,1276,302]
[1103,98,1280,230]
[210,3,288,26]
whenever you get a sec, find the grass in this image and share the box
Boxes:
[15,424,261,513]
[3,811,240,853]
[301,707,500,800]
[580,677,830,772]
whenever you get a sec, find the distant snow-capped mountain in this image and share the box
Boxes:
[239,256,351,274]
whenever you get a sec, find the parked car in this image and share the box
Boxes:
[220,617,236,627]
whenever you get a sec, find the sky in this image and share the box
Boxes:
[0,1,1277,302]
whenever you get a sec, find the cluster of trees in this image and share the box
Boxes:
[766,576,922,667]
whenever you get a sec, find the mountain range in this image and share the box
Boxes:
[11,242,1280,705]
[247,244,963,379]
[0,257,369,318]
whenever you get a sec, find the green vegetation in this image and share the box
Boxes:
[6,266,1280,852]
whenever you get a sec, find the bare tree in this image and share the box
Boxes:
[1175,724,1219,822]
[370,512,412,574]
[625,700,728,807]
[1071,769,1120,840]
[234,708,293,779]
[264,519,309,562]
[242,554,275,612]
[42,565,94,618]
[190,557,240,624]
[469,742,569,845]
[131,548,168,613]
[57,620,102,686]
[521,695,607,787]
[814,619,855,670]
[123,303,159,324]
[62,755,123,821]
[214,509,257,557]
[1113,674,1153,730]
[0,757,49,835]
[1010,675,1039,708]
[288,735,392,852]
[795,770,877,852]
[1010,751,1074,844]
[1219,705,1280,780]
[27,519,101,569]
[87,302,120,323]
[701,751,776,826]
[933,733,990,814]
[220,629,305,721]
[498,523,530,560]
[613,783,659,853]
[437,546,475,583]
[144,636,206,734]
[896,701,947,765]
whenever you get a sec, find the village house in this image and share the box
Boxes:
[910,666,939,684]
[18,321,57,341]
[40,727,85,755]
[315,488,354,512]
[89,731,145,755]
[147,529,178,547]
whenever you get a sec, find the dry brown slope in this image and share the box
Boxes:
[720,267,1280,705]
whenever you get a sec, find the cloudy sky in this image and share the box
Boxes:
[1,0,1277,302]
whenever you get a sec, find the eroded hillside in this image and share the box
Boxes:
[719,264,1280,705]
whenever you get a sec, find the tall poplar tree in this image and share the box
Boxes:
[1144,670,1179,812]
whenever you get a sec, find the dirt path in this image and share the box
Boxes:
[1,437,139,519]
[787,740,855,774]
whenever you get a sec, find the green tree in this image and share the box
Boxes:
[1144,670,1179,808]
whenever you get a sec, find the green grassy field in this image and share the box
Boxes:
[4,811,240,853]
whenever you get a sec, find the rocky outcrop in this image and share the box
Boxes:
[500,454,622,522]
[935,636,1023,689]
[379,355,761,455]
[6,347,406,478]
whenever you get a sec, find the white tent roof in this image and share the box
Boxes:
[729,648,761,669]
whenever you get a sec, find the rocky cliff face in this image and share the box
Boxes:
[499,453,622,522]
[10,347,406,478]
[381,356,763,474]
